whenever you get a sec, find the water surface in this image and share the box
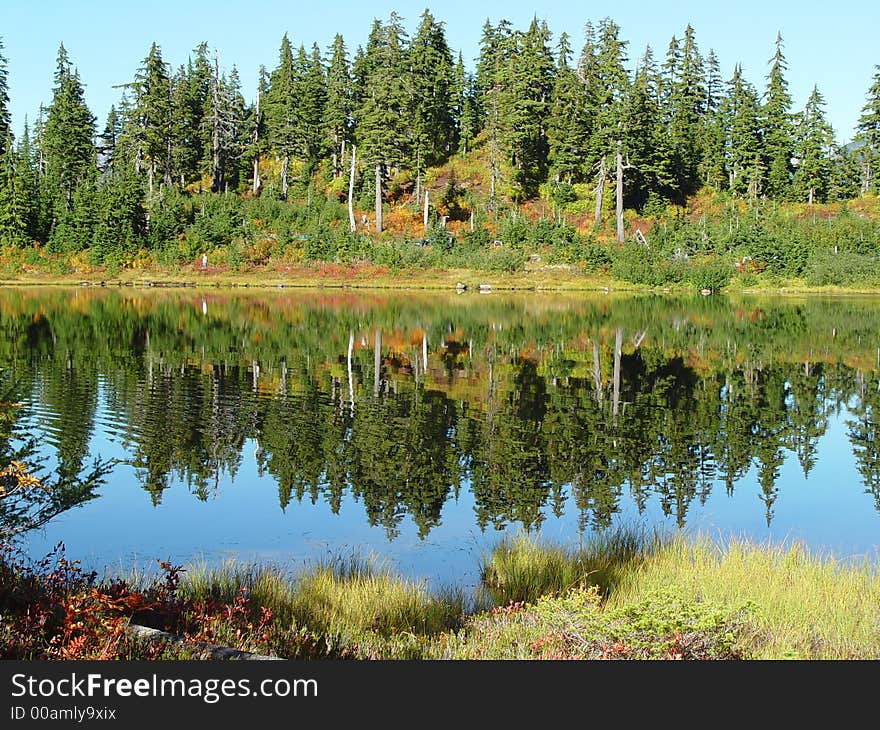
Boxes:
[3,286,880,588]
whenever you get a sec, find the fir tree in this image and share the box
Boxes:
[408,9,456,198]
[855,65,880,195]
[324,35,353,177]
[129,43,172,194]
[354,12,411,230]
[41,45,96,217]
[793,85,834,205]
[547,32,587,184]
[721,65,764,200]
[762,33,794,199]
[266,34,298,198]
[666,24,705,197]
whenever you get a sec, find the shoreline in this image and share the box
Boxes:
[3,267,880,296]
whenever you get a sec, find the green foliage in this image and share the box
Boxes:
[804,250,880,286]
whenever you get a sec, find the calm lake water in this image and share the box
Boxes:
[3,286,880,589]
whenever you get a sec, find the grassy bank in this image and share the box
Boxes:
[3,530,879,660]
[5,262,880,295]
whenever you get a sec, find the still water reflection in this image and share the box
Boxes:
[3,287,880,586]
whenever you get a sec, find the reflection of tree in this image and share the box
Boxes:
[848,372,880,510]
[0,374,108,539]
[471,358,550,532]
[5,288,880,539]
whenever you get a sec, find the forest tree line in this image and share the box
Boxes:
[0,12,879,265]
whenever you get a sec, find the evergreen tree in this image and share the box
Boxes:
[324,35,352,177]
[502,18,554,199]
[666,25,705,197]
[698,49,726,189]
[583,18,629,219]
[242,66,269,194]
[408,10,456,197]
[855,65,880,195]
[266,34,298,197]
[793,85,834,204]
[453,53,479,156]
[475,19,515,200]
[129,43,172,194]
[762,33,794,199]
[547,32,587,184]
[41,45,96,230]
[622,47,674,208]
[0,133,27,246]
[295,44,327,175]
[354,12,411,229]
[720,65,764,199]
[97,106,121,175]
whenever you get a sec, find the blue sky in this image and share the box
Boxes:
[3,1,878,142]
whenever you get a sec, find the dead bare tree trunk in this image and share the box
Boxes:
[252,89,261,195]
[616,144,625,244]
[375,163,383,233]
[594,156,606,226]
[348,146,357,233]
[373,329,381,397]
[423,189,429,231]
[592,341,603,401]
[280,155,289,199]
[347,330,355,414]
[211,52,222,193]
[612,328,622,422]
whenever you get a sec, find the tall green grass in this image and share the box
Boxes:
[479,527,657,604]
[607,535,880,659]
[178,554,465,639]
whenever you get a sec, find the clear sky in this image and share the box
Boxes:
[2,0,878,143]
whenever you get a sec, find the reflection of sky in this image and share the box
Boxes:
[20,390,880,590]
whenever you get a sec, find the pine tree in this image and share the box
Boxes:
[698,49,726,189]
[266,34,298,197]
[762,33,794,199]
[793,85,834,205]
[295,43,327,175]
[720,65,764,199]
[547,32,587,184]
[129,43,172,194]
[666,25,705,197]
[453,53,479,156]
[855,65,880,195]
[41,45,96,217]
[501,18,554,200]
[408,10,456,200]
[354,12,411,230]
[324,35,352,177]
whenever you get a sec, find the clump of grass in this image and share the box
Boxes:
[290,554,465,637]
[607,534,880,659]
[479,526,657,605]
[178,561,299,625]
[175,553,465,641]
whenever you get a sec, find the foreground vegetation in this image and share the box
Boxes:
[3,530,879,660]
